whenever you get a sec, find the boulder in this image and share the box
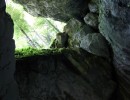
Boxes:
[50,32,69,48]
[71,25,94,48]
[64,18,94,47]
[64,18,82,37]
[88,0,99,13]
[80,33,110,58]
[84,13,99,29]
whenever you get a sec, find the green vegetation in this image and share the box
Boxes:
[15,47,43,58]
[6,0,66,49]
[15,47,72,58]
[6,1,67,57]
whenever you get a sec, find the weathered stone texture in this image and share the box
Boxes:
[64,18,94,48]
[99,0,130,99]
[88,0,99,13]
[13,0,89,22]
[80,33,110,58]
[84,13,99,29]
[64,18,109,58]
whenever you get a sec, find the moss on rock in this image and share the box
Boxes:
[15,47,74,58]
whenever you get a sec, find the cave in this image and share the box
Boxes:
[0,0,130,100]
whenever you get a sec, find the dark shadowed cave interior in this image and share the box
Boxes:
[0,0,130,100]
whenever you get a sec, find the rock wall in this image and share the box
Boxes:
[99,0,130,99]
[15,50,116,100]
[13,0,90,22]
[1,0,130,99]
[63,18,110,58]
[0,1,19,99]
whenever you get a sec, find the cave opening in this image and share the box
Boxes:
[1,0,130,99]
[6,0,66,50]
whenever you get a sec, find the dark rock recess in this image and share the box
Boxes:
[15,50,116,100]
[0,0,19,99]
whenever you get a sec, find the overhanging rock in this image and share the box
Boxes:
[13,0,90,22]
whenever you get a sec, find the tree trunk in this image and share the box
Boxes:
[99,0,130,99]
[46,19,61,33]
[20,28,37,48]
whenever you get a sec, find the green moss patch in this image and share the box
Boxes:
[15,47,73,58]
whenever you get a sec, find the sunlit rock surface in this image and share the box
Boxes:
[15,49,116,100]
[13,0,89,22]
[84,13,99,29]
[64,18,109,58]
[80,33,110,58]
[64,18,94,48]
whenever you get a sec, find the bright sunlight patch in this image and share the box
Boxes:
[6,0,66,50]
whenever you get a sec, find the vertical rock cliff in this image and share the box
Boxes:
[99,0,130,99]
[0,1,19,99]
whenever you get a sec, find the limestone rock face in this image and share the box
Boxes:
[15,50,116,100]
[64,18,83,37]
[70,25,94,48]
[64,18,109,58]
[88,0,99,13]
[0,6,19,99]
[99,0,130,99]
[13,0,89,22]
[84,13,99,29]
[80,33,110,58]
[64,18,94,48]
[88,2,98,13]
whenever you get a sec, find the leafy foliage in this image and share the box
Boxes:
[6,0,66,49]
[15,47,43,58]
[6,3,29,37]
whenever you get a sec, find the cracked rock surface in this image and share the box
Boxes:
[99,0,130,99]
[13,0,89,22]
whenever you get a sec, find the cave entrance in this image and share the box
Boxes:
[6,0,66,49]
